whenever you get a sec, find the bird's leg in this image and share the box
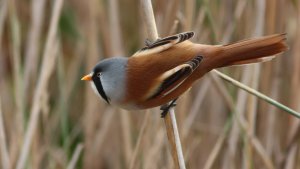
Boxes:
[160,98,178,118]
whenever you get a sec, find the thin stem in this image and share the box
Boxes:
[169,109,186,169]
[129,111,150,169]
[140,0,158,41]
[212,69,300,119]
[66,144,84,169]
[0,97,10,169]
[16,0,63,168]
[140,0,186,168]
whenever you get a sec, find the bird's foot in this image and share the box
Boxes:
[160,98,178,118]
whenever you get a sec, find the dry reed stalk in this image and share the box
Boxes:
[0,97,10,169]
[245,68,261,168]
[144,128,165,169]
[243,1,265,168]
[140,110,162,168]
[264,65,280,154]
[184,0,195,31]
[140,0,186,168]
[182,79,210,138]
[57,50,72,158]
[162,0,179,35]
[169,20,179,35]
[31,126,46,169]
[183,138,201,165]
[286,43,300,145]
[108,0,133,166]
[129,111,150,169]
[208,3,262,168]
[23,0,46,98]
[8,0,24,137]
[165,109,186,169]
[15,0,64,167]
[120,110,133,167]
[94,108,116,151]
[81,0,103,167]
[232,105,275,169]
[176,0,195,122]
[140,0,158,39]
[55,43,84,154]
[282,6,300,168]
[17,40,60,169]
[108,0,124,56]
[258,0,276,117]
[18,40,60,169]
[193,6,206,37]
[284,126,300,167]
[222,67,252,169]
[64,45,84,97]
[210,69,275,169]
[66,143,84,169]
[0,0,7,44]
[283,144,298,169]
[209,69,245,168]
[214,67,295,169]
[203,120,230,169]
[0,7,8,168]
[209,73,235,110]
[250,136,275,169]
[199,73,236,169]
[197,2,296,168]
[221,0,248,43]
[97,0,112,56]
[238,107,275,169]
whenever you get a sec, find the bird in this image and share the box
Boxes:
[81,32,287,117]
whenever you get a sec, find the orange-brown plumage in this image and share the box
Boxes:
[82,32,288,110]
[124,33,288,109]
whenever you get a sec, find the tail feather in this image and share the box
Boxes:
[217,34,288,67]
[230,56,276,66]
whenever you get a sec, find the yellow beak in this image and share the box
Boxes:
[81,73,92,81]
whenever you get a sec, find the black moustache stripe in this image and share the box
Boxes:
[93,77,110,104]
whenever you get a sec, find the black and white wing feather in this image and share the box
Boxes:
[133,32,194,57]
[148,55,203,99]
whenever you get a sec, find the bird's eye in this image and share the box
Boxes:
[97,72,102,77]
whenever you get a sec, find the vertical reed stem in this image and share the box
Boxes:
[0,97,10,169]
[16,0,63,168]
[140,0,186,168]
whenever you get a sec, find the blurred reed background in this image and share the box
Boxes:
[0,0,299,168]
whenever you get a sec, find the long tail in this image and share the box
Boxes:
[215,34,288,68]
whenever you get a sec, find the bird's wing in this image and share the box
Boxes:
[147,55,203,99]
[132,32,194,57]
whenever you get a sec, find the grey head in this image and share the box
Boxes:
[90,57,128,104]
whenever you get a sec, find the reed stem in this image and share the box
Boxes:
[140,0,186,168]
